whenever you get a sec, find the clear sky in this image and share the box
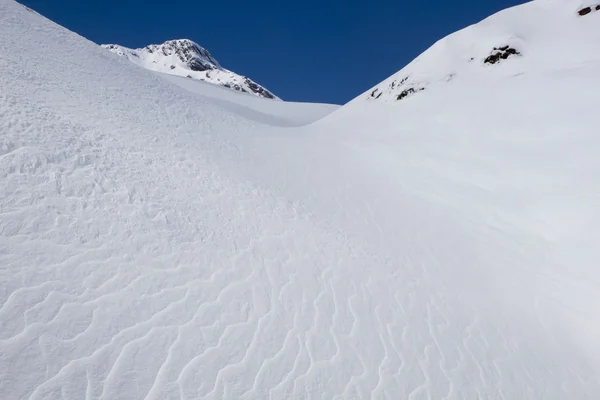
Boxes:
[22,0,525,104]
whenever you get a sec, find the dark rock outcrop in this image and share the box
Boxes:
[396,87,425,101]
[244,79,275,99]
[578,7,592,16]
[484,46,521,65]
[577,5,600,15]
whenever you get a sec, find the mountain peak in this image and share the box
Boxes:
[102,39,278,99]
[141,39,221,71]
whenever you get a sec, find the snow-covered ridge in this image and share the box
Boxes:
[364,0,600,103]
[103,39,278,99]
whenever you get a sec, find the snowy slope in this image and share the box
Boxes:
[364,0,600,102]
[158,73,338,127]
[2,0,600,399]
[103,40,278,99]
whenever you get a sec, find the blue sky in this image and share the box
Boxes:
[22,0,524,104]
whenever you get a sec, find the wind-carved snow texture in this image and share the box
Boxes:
[103,40,278,100]
[2,0,600,399]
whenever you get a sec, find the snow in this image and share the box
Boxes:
[2,0,600,398]
[102,40,279,100]
[158,73,339,127]
[364,0,600,102]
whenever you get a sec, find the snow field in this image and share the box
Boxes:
[2,0,600,398]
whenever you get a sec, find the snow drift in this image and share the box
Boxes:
[2,0,600,398]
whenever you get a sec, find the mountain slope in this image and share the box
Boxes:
[2,0,600,399]
[363,0,600,103]
[103,39,278,99]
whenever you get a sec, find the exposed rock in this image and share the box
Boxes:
[368,75,424,102]
[102,39,278,99]
[484,46,521,65]
[396,87,425,101]
[578,7,592,16]
[244,78,275,99]
[144,39,219,72]
[369,88,384,99]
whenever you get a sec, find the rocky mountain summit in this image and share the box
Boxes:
[103,39,278,99]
